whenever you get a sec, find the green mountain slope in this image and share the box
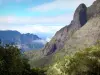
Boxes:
[26,0,100,68]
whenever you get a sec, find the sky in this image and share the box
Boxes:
[0,0,95,39]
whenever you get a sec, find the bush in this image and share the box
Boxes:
[0,42,47,75]
[47,45,100,75]
[0,43,32,75]
[31,68,47,75]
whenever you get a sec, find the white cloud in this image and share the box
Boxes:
[33,39,47,45]
[46,37,51,42]
[0,0,96,37]
[33,38,51,43]
[0,13,73,25]
[0,0,95,25]
[0,24,64,34]
[0,13,72,35]
[14,25,64,34]
[29,0,95,12]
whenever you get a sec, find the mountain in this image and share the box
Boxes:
[26,3,88,67]
[0,30,45,51]
[42,3,87,56]
[25,0,100,68]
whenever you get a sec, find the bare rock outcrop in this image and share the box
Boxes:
[42,3,87,56]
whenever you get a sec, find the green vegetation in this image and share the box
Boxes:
[0,42,46,75]
[47,45,100,75]
[31,68,47,75]
[1,40,100,75]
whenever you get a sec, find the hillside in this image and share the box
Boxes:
[26,0,100,68]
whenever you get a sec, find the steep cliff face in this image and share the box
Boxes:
[61,0,100,55]
[52,0,100,60]
[42,3,87,56]
[57,16,100,58]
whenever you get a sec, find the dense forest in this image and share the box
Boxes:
[0,41,46,75]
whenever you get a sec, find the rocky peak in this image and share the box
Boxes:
[42,3,87,56]
[67,3,87,35]
[73,3,87,27]
[74,3,87,18]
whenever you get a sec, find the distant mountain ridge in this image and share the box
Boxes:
[0,30,45,51]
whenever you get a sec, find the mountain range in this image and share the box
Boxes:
[0,30,45,51]
[24,0,100,68]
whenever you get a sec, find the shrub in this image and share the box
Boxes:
[0,43,31,75]
[47,45,100,75]
[0,42,47,75]
[31,68,47,75]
